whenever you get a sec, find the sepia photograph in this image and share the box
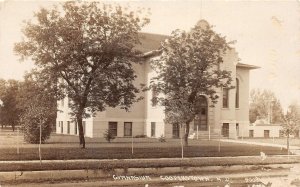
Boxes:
[0,0,300,186]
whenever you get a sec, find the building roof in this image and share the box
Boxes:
[252,119,282,126]
[136,32,168,53]
[136,32,260,70]
[237,63,260,70]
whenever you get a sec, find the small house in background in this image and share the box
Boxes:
[247,119,282,138]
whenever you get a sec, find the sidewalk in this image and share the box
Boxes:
[221,139,300,155]
[1,158,299,185]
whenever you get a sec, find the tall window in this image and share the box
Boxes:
[109,122,118,137]
[151,86,158,107]
[151,122,156,137]
[194,96,208,131]
[124,122,132,136]
[223,88,229,108]
[222,123,229,137]
[61,98,64,107]
[67,121,70,134]
[172,123,180,138]
[74,121,78,135]
[235,78,239,108]
[82,121,86,135]
[60,121,63,133]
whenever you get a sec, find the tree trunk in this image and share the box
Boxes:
[76,115,85,149]
[184,122,190,147]
[12,124,15,132]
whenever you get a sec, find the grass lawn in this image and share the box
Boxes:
[239,137,300,147]
[0,129,289,161]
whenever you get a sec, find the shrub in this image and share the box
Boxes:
[103,130,116,143]
[158,135,166,142]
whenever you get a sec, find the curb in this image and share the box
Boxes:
[1,154,300,164]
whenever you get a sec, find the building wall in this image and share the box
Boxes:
[246,125,281,138]
[56,49,253,140]
[144,56,166,138]
[236,68,250,122]
[92,120,144,138]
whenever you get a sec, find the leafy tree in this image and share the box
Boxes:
[14,1,150,148]
[18,71,57,143]
[249,89,284,123]
[151,20,233,146]
[0,79,6,129]
[281,103,300,153]
[0,79,21,131]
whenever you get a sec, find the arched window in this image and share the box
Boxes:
[235,78,239,108]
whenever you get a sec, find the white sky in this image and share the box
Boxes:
[0,0,299,110]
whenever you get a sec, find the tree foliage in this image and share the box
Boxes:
[151,20,233,146]
[0,79,21,131]
[281,102,300,136]
[249,89,284,124]
[18,71,57,143]
[281,102,300,152]
[14,1,150,148]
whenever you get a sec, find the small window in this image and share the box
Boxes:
[223,88,229,108]
[109,122,118,137]
[151,86,158,107]
[235,78,239,108]
[67,121,70,134]
[151,122,156,137]
[249,130,254,138]
[124,122,132,136]
[264,130,270,138]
